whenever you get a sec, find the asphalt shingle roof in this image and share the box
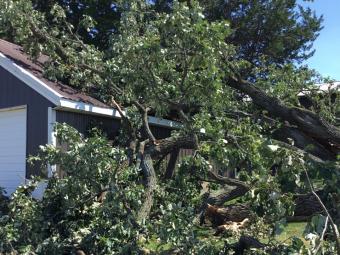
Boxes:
[0,39,108,108]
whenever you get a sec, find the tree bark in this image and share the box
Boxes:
[273,127,336,161]
[202,191,325,225]
[293,193,323,217]
[205,186,248,206]
[164,148,180,179]
[227,76,340,150]
[137,152,157,223]
[136,134,197,222]
[149,133,198,157]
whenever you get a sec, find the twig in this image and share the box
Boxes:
[27,16,124,95]
[136,139,149,171]
[110,97,126,119]
[207,171,250,190]
[303,168,340,255]
[315,216,329,254]
[133,102,156,144]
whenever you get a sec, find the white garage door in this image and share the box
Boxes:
[0,107,27,195]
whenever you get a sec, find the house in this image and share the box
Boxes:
[298,82,339,110]
[0,39,179,195]
[2,39,336,196]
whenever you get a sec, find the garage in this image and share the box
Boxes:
[0,39,175,196]
[0,107,27,194]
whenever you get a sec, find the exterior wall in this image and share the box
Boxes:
[0,64,187,185]
[150,125,172,139]
[55,110,180,175]
[56,110,174,140]
[56,110,121,140]
[0,66,55,177]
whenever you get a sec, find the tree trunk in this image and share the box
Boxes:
[293,193,323,217]
[136,134,197,222]
[202,204,253,226]
[227,76,340,151]
[149,133,198,157]
[137,152,157,223]
[205,186,249,206]
[164,148,180,179]
[202,192,325,225]
[273,127,336,161]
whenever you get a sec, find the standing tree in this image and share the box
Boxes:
[0,0,339,254]
[11,0,322,66]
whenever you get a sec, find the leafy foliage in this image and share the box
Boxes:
[1,124,144,254]
[0,0,339,254]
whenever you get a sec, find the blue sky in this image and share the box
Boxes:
[299,0,340,80]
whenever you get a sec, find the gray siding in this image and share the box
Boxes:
[0,65,178,180]
[56,110,173,140]
[56,110,121,140]
[56,110,188,171]
[0,66,55,177]
[150,125,172,139]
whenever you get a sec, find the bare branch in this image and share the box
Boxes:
[303,168,340,254]
[315,216,329,254]
[207,171,250,190]
[110,97,126,119]
[132,102,156,144]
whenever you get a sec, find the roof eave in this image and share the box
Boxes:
[0,52,61,105]
[0,52,181,129]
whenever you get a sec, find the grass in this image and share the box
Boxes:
[143,222,309,253]
[143,238,172,253]
[276,222,309,245]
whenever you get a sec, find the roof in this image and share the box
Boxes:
[0,39,180,128]
[0,39,108,108]
[318,82,340,92]
[298,82,340,96]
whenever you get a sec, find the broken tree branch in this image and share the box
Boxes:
[303,168,340,255]
[227,75,340,148]
[133,102,156,144]
[207,171,250,190]
[137,149,157,223]
[164,148,180,179]
[315,216,329,254]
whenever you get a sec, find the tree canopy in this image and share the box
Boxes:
[0,0,339,254]
[10,0,323,65]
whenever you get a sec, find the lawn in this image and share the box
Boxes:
[276,222,309,245]
[143,222,309,253]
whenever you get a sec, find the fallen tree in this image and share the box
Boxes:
[200,194,323,226]
[228,75,340,156]
[0,0,339,254]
